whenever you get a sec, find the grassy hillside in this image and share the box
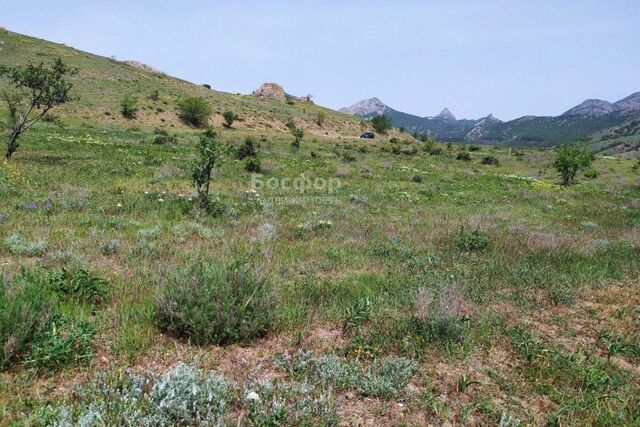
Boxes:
[0,29,639,426]
[0,28,362,138]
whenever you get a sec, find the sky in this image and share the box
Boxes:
[2,0,639,121]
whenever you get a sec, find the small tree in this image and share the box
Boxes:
[0,58,77,160]
[315,111,326,127]
[192,134,226,209]
[120,94,138,119]
[371,114,392,134]
[633,158,640,172]
[178,97,212,127]
[222,110,238,129]
[554,143,595,185]
[288,123,304,150]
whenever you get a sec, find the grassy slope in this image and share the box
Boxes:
[0,28,362,138]
[0,30,639,426]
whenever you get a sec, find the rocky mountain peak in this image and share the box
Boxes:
[435,108,456,121]
[562,99,614,117]
[340,98,389,117]
[613,91,640,114]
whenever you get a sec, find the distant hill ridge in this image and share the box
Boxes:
[341,92,640,148]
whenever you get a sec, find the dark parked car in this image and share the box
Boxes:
[360,132,375,139]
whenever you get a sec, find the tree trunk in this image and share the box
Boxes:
[5,131,19,160]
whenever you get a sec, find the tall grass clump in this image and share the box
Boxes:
[156,258,277,345]
[0,271,53,369]
[411,286,470,347]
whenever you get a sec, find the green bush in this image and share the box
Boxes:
[456,152,472,161]
[0,270,53,369]
[46,267,108,306]
[23,316,95,370]
[583,168,598,179]
[244,158,261,173]
[177,97,212,127]
[481,155,499,165]
[153,133,178,145]
[156,258,277,345]
[236,137,257,159]
[120,95,138,119]
[370,114,392,134]
[222,110,238,128]
[455,228,489,251]
[554,143,595,185]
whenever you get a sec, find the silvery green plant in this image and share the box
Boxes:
[276,351,416,399]
[44,363,229,426]
[4,233,47,256]
[148,362,228,426]
[245,379,340,427]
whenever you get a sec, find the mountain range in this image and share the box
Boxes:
[341,92,640,150]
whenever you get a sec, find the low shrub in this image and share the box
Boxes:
[456,228,489,251]
[411,174,424,183]
[276,351,416,399]
[42,363,229,426]
[583,168,598,179]
[23,316,95,370]
[481,155,499,165]
[4,233,48,256]
[149,363,229,425]
[456,152,472,161]
[236,137,257,159]
[120,95,138,119]
[177,97,212,127]
[156,258,277,345]
[246,379,340,426]
[245,158,262,173]
[222,110,239,128]
[153,133,178,145]
[46,267,108,306]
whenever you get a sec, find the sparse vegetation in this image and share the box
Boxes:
[1,28,639,427]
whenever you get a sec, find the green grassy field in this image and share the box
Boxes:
[0,119,639,425]
[1,27,640,427]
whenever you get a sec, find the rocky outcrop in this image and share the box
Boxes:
[122,60,160,73]
[253,83,286,100]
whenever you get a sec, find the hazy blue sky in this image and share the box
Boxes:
[2,0,638,120]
